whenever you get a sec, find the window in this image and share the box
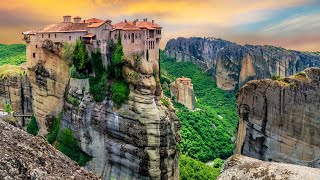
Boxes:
[69,36,71,41]
[135,34,138,39]
[131,33,134,43]
[48,34,50,38]
[36,45,37,48]
[128,34,130,39]
[124,34,126,40]
[42,34,44,38]
[33,53,35,58]
[139,33,142,39]
[55,34,57,38]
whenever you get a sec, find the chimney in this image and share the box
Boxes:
[145,18,148,22]
[63,15,71,23]
[73,16,82,23]
[124,19,127,23]
[152,20,154,24]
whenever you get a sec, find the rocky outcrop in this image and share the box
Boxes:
[218,154,320,179]
[0,119,98,179]
[0,66,32,127]
[165,37,320,91]
[26,40,70,134]
[236,68,320,167]
[62,51,180,179]
[170,77,196,110]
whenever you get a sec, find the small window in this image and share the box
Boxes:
[69,36,71,41]
[36,45,37,48]
[55,34,57,38]
[135,34,138,39]
[48,34,50,38]
[42,34,44,38]
[139,33,142,39]
[128,34,130,39]
[33,53,35,58]
[124,34,126,40]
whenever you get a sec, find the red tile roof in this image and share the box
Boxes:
[82,33,95,38]
[113,21,141,31]
[113,21,161,31]
[83,18,104,24]
[37,22,88,33]
[87,21,106,28]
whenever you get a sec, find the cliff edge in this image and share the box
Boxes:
[236,67,320,167]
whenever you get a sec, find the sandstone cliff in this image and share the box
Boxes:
[0,119,98,179]
[62,51,180,179]
[236,68,320,167]
[165,37,320,91]
[218,154,320,179]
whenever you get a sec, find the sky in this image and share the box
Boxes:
[0,0,319,51]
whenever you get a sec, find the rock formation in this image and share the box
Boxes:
[0,120,98,179]
[236,68,320,167]
[218,154,320,179]
[170,77,196,110]
[62,50,180,179]
[165,37,320,91]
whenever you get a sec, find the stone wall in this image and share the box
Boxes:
[236,68,320,167]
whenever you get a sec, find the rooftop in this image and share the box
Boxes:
[113,20,162,31]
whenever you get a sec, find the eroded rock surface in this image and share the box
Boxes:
[236,68,320,167]
[0,120,98,179]
[165,37,320,91]
[218,154,320,180]
[63,51,180,179]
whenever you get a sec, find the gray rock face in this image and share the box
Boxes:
[165,37,320,91]
[235,68,320,167]
[218,154,320,180]
[62,50,180,180]
[0,120,98,179]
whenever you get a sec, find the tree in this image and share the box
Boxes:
[112,32,125,79]
[62,42,75,65]
[111,81,130,107]
[69,65,77,78]
[73,39,90,72]
[27,115,39,136]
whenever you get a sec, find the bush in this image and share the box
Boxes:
[73,39,91,73]
[27,115,39,136]
[111,81,130,107]
[66,94,79,106]
[62,42,75,65]
[69,65,77,78]
[112,32,125,79]
[271,75,281,80]
[91,50,104,78]
[47,113,62,144]
[161,98,170,107]
[57,128,92,166]
[89,71,109,102]
[295,72,306,77]
[213,158,224,168]
[3,103,12,113]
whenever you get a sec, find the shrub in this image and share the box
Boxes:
[112,32,125,79]
[213,158,224,168]
[57,128,92,166]
[3,103,12,113]
[91,50,104,78]
[89,71,109,102]
[47,113,62,144]
[161,98,170,107]
[295,72,306,77]
[69,65,77,78]
[111,81,130,107]
[62,42,75,65]
[27,115,39,136]
[66,94,79,106]
[73,39,90,73]
[271,75,281,80]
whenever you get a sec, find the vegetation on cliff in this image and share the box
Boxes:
[0,64,24,79]
[0,44,26,66]
[26,115,39,136]
[161,52,237,162]
[180,155,220,180]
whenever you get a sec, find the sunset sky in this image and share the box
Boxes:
[0,0,319,51]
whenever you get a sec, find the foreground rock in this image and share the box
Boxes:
[218,154,320,179]
[0,120,98,179]
[236,68,320,167]
[165,37,320,91]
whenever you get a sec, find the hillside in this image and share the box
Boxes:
[165,37,320,91]
[0,44,26,65]
[161,51,238,161]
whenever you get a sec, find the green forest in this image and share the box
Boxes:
[160,52,238,179]
[0,44,26,65]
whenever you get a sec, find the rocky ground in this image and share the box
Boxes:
[218,154,320,179]
[0,120,98,179]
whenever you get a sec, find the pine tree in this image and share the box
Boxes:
[112,32,124,79]
[27,115,39,136]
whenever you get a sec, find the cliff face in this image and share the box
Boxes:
[236,68,320,167]
[218,154,320,179]
[165,37,320,91]
[62,51,180,179]
[0,120,98,179]
[26,40,70,134]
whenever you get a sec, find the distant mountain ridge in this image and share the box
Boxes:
[165,37,320,91]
